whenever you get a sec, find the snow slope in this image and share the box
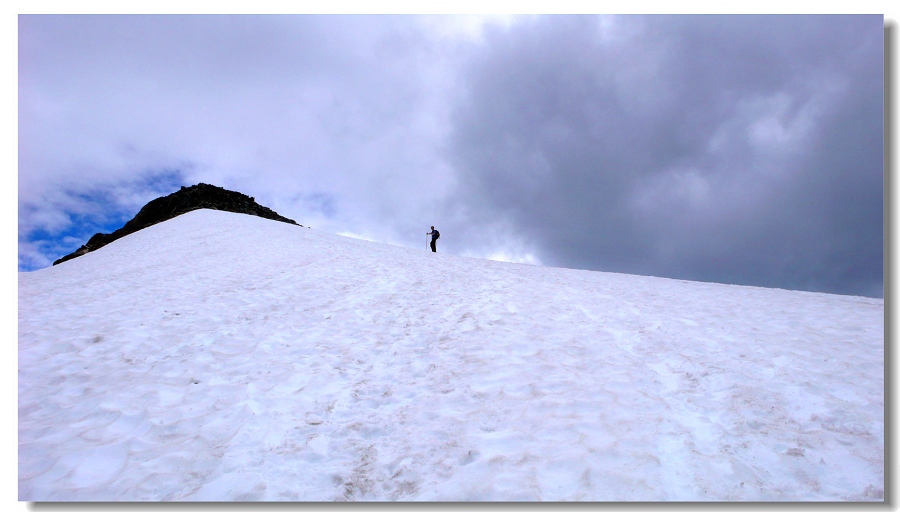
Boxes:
[18,209,884,501]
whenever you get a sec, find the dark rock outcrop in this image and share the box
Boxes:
[53,183,301,265]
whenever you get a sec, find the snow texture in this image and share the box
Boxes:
[18,210,884,501]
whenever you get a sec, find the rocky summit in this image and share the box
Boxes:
[52,183,301,265]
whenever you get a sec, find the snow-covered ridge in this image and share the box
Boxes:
[18,209,884,501]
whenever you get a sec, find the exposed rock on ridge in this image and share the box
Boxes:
[53,183,302,265]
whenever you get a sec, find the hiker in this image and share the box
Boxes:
[427,226,440,252]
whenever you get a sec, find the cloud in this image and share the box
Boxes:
[443,15,883,296]
[18,15,466,245]
[17,14,884,297]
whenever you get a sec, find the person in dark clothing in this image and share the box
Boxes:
[427,226,440,252]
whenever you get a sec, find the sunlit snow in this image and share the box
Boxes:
[18,210,883,501]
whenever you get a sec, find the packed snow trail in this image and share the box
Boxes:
[19,210,883,501]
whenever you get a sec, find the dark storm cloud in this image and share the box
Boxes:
[445,15,883,297]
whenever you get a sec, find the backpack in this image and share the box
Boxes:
[434,230,440,240]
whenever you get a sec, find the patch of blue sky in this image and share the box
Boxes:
[18,169,188,271]
[20,207,131,271]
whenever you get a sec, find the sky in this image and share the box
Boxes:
[16,11,888,298]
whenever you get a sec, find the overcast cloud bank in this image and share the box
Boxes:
[18,14,884,297]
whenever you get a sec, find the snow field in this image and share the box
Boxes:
[19,209,883,500]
